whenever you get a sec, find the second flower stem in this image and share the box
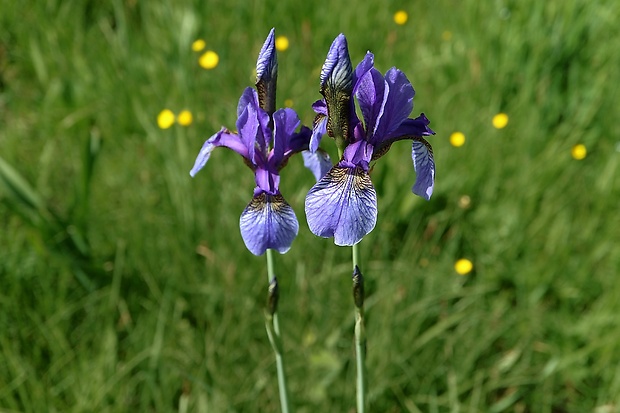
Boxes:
[265,248,292,413]
[352,242,366,413]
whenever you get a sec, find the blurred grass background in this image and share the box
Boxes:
[1,0,620,411]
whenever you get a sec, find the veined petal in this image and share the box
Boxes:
[320,34,353,91]
[240,192,299,255]
[411,138,435,200]
[305,166,377,246]
[302,149,332,181]
[372,68,415,143]
[321,34,353,141]
[189,128,248,177]
[256,28,278,115]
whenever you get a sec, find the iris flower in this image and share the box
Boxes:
[190,29,329,255]
[305,34,436,246]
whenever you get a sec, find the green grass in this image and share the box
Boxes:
[2,0,620,411]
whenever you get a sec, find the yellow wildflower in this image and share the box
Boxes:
[192,39,206,52]
[571,144,587,160]
[199,50,219,69]
[450,131,466,147]
[157,109,175,129]
[492,113,509,129]
[177,110,193,126]
[284,99,294,107]
[275,36,289,51]
[454,258,473,275]
[394,10,408,25]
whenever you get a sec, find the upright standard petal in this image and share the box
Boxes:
[371,68,415,143]
[256,28,278,116]
[271,108,301,165]
[189,128,249,177]
[356,68,387,141]
[411,138,435,200]
[320,34,353,142]
[240,193,299,255]
[305,166,377,246]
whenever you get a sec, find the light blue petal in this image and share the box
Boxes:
[310,113,327,153]
[302,149,332,181]
[305,166,377,246]
[240,193,299,255]
[411,139,435,200]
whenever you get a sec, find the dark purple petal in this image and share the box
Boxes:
[389,113,435,139]
[189,128,248,177]
[271,108,300,165]
[302,149,332,181]
[341,140,373,170]
[237,87,257,118]
[254,168,280,195]
[352,52,375,95]
[305,166,377,246]
[282,126,312,162]
[236,88,271,166]
[371,68,415,144]
[411,138,435,200]
[312,99,327,116]
[356,68,386,141]
[240,193,299,255]
[236,94,259,164]
[256,28,278,115]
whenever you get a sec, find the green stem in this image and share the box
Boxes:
[352,243,366,413]
[264,249,292,413]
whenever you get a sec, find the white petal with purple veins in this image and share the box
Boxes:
[240,193,299,256]
[305,166,377,246]
[411,139,435,200]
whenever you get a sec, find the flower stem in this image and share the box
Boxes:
[264,248,292,413]
[352,243,366,413]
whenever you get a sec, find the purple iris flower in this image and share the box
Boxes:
[305,34,436,246]
[190,29,329,256]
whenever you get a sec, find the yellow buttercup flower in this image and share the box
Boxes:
[571,144,587,160]
[492,113,509,129]
[394,10,408,25]
[284,99,294,107]
[157,109,175,129]
[199,50,219,69]
[192,39,206,52]
[450,131,466,147]
[454,258,473,275]
[177,110,193,126]
[442,31,453,41]
[275,36,289,51]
